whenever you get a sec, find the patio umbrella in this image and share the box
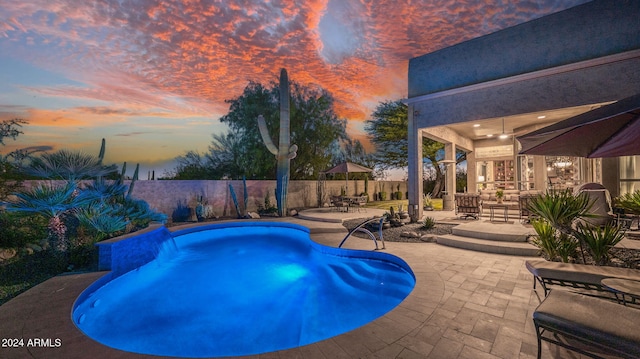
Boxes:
[518,93,640,158]
[324,162,373,195]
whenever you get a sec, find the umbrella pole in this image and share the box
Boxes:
[345,172,349,195]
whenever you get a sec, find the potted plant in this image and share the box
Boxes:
[495,189,504,204]
[423,193,434,211]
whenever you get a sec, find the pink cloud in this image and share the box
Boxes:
[1,0,589,128]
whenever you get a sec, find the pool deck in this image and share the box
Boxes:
[0,210,611,359]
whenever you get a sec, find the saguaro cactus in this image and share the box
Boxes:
[258,68,298,216]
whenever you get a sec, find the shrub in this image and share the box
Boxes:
[0,211,48,249]
[574,222,626,266]
[421,216,436,230]
[530,218,578,262]
[528,189,592,234]
[616,190,640,215]
[530,219,558,261]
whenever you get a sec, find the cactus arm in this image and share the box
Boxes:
[98,138,106,164]
[257,115,278,155]
[229,184,241,218]
[288,144,298,159]
[126,163,139,199]
[242,176,248,215]
[118,162,127,185]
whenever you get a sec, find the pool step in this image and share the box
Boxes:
[452,221,532,242]
[437,220,539,256]
[436,234,540,256]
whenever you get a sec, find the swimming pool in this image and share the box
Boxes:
[73,222,415,357]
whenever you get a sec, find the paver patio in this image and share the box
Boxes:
[0,211,604,358]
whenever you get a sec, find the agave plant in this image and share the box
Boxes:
[528,189,593,235]
[573,222,626,266]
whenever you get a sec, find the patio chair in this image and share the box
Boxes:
[350,195,368,212]
[330,195,349,212]
[454,193,482,219]
[519,193,539,223]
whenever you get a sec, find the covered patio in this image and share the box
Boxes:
[405,0,640,222]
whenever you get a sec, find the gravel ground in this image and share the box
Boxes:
[342,218,454,243]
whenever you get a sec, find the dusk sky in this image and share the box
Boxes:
[0,0,589,178]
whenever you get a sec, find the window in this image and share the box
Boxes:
[620,155,640,195]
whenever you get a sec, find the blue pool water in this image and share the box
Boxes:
[73,222,415,357]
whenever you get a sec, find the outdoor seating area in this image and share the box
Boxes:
[454,190,543,222]
[329,195,368,213]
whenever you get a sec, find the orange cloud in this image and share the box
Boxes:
[1,0,589,146]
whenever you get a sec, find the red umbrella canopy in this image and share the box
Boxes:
[518,94,640,158]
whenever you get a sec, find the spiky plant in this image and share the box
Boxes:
[257,68,298,216]
[421,216,436,230]
[77,177,128,204]
[616,190,640,215]
[574,222,626,266]
[3,183,87,252]
[25,149,117,183]
[530,219,559,261]
[528,189,593,235]
[75,202,129,242]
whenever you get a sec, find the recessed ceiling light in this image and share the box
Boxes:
[487,134,493,137]
[499,134,509,139]
[473,124,480,127]
[537,115,546,119]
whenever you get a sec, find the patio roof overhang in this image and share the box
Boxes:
[403,0,640,220]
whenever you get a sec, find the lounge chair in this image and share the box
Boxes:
[533,289,640,359]
[525,259,640,298]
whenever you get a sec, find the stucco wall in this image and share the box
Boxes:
[19,179,408,222]
[127,180,407,220]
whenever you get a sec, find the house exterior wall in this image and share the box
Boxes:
[408,0,640,99]
[405,0,640,218]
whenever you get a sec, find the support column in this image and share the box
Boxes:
[443,143,457,210]
[466,150,476,193]
[407,105,423,222]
